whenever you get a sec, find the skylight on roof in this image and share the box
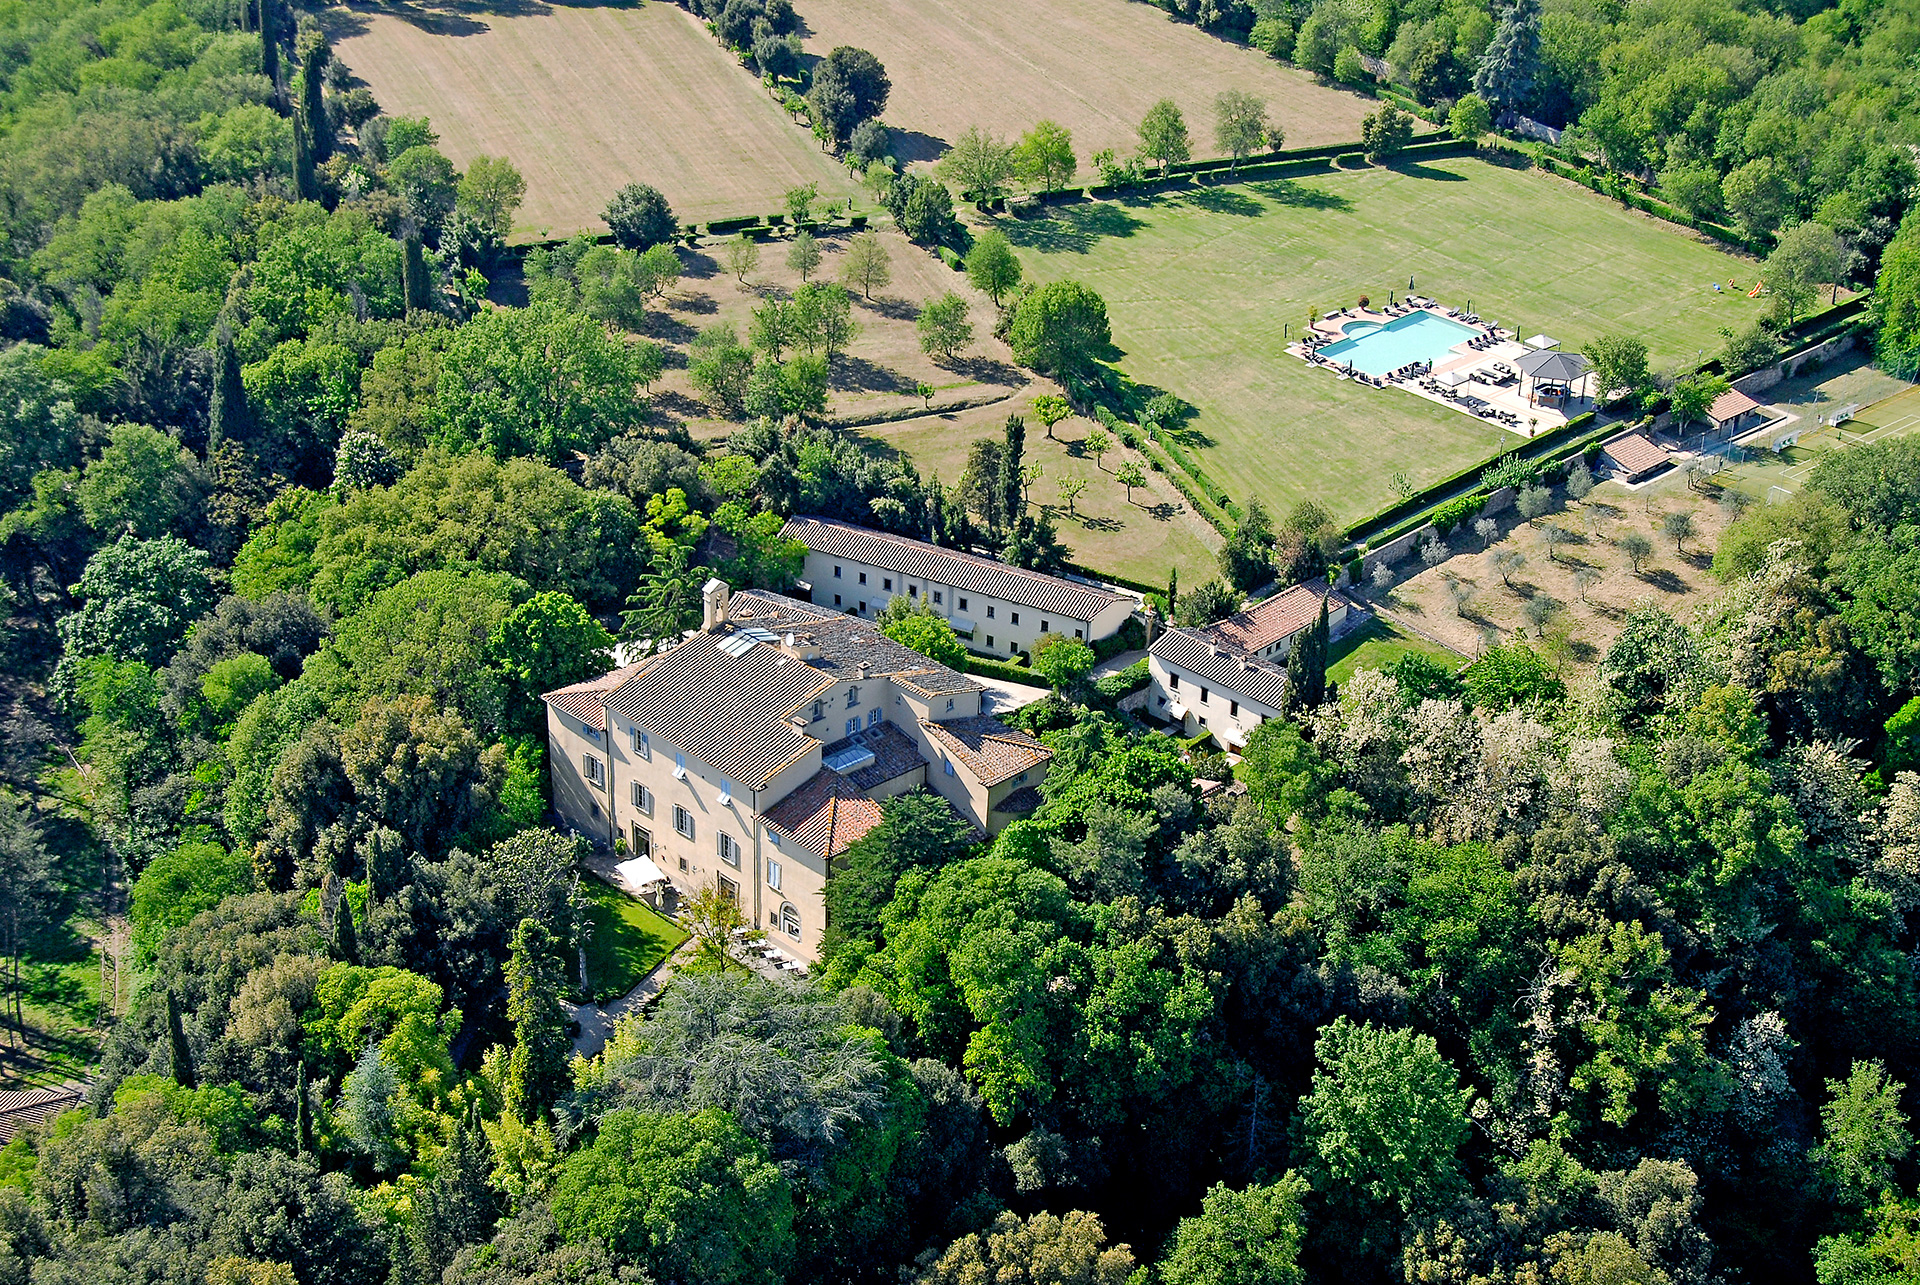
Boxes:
[718,634,756,657]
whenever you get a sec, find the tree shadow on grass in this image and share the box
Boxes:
[679,250,720,280]
[1171,186,1264,217]
[1638,567,1688,593]
[858,294,920,322]
[944,354,1022,387]
[1245,178,1353,212]
[889,130,949,166]
[833,355,916,395]
[1001,204,1148,255]
[1387,160,1469,182]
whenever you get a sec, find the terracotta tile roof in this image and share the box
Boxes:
[921,716,1051,787]
[762,768,884,860]
[1150,628,1292,710]
[543,662,653,731]
[728,590,984,694]
[1708,387,1765,423]
[782,515,1131,622]
[822,722,927,791]
[0,1084,85,1142]
[993,785,1044,816]
[604,632,831,790]
[1204,584,1340,655]
[1602,431,1667,477]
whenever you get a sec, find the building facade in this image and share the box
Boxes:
[782,514,1138,657]
[544,582,1050,964]
[1146,584,1348,751]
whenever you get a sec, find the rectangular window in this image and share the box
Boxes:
[678,856,688,873]
[631,782,653,813]
[1169,673,1180,689]
[858,601,867,613]
[986,635,994,648]
[933,591,943,604]
[944,758,955,776]
[858,571,867,585]
[833,565,842,578]
[958,597,968,611]
[1230,701,1239,717]
[846,717,861,737]
[717,875,739,904]
[630,825,651,857]
[719,777,734,801]
[718,832,741,868]
[631,727,650,757]
[674,805,694,839]
[946,698,955,712]
[1041,619,1049,632]
[867,709,882,728]
[1199,687,1209,704]
[847,687,860,708]
[767,859,782,891]
[1011,611,1021,625]
[812,699,825,721]
[834,594,843,606]
[582,754,605,788]
[1009,640,1018,653]
[674,751,686,773]
[884,577,894,591]
[986,605,995,618]
[908,584,917,598]
[1075,629,1084,640]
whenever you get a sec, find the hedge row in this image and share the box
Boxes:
[827,390,1013,429]
[1532,156,1765,255]
[1350,409,1602,548]
[963,653,1045,686]
[1065,564,1164,597]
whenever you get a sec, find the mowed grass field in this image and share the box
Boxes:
[797,0,1371,164]
[1006,155,1772,524]
[330,1,861,236]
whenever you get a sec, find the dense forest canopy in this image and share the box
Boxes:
[0,0,1918,1282]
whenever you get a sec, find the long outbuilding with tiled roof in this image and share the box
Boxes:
[782,514,1139,660]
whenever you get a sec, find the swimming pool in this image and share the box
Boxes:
[1315,311,1481,377]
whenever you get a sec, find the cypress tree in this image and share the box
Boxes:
[403,233,433,312]
[330,883,360,964]
[997,413,1026,532]
[207,323,251,449]
[411,1115,501,1280]
[1168,566,1179,620]
[292,114,319,202]
[1281,596,1330,718]
[165,990,196,1089]
[504,918,570,1121]
[294,1063,312,1153]
[259,0,279,97]
[299,36,331,163]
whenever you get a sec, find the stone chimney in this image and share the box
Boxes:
[857,662,871,680]
[701,578,730,632]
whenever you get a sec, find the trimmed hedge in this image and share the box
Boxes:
[963,654,1044,686]
[936,246,964,270]
[1094,658,1151,700]
[1066,564,1163,596]
[708,215,760,235]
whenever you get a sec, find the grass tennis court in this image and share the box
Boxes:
[1006,154,1771,525]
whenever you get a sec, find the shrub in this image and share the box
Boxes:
[1430,494,1485,535]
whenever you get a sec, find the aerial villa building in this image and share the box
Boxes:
[1147,583,1348,752]
[543,580,1050,964]
[780,514,1137,657]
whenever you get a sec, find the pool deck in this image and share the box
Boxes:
[1289,302,1593,439]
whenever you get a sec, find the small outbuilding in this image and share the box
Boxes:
[1599,431,1669,482]
[1706,387,1768,438]
[1515,348,1590,407]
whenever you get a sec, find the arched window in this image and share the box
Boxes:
[779,902,802,940]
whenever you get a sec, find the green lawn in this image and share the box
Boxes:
[579,876,688,1003]
[1004,155,1769,526]
[1326,615,1465,685]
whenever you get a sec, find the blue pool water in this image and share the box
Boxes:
[1316,311,1481,376]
